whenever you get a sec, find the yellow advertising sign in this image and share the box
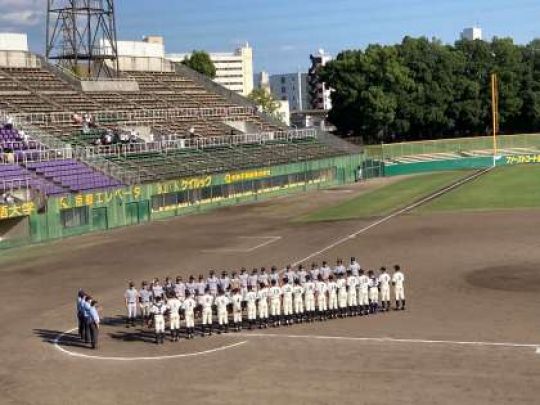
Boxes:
[156,176,212,195]
[505,155,540,165]
[58,186,142,210]
[224,169,271,184]
[0,201,36,219]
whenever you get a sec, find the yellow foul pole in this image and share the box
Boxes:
[491,73,499,166]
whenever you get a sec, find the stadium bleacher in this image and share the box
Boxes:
[0,51,360,200]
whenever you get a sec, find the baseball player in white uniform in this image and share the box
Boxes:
[297,265,308,284]
[248,269,259,292]
[368,270,380,314]
[334,259,346,277]
[174,277,186,303]
[268,279,282,327]
[281,278,294,325]
[357,270,370,316]
[239,268,249,300]
[293,279,305,323]
[245,285,258,329]
[151,278,164,301]
[336,273,348,317]
[284,265,295,284]
[215,289,230,333]
[207,271,219,297]
[320,261,332,281]
[269,266,280,286]
[303,275,316,322]
[315,275,328,321]
[258,267,269,287]
[138,281,152,324]
[327,275,338,318]
[378,267,392,312]
[124,282,139,328]
[392,265,406,310]
[310,262,320,281]
[346,270,359,316]
[167,293,182,341]
[230,288,244,331]
[199,287,214,336]
[257,282,269,328]
[149,296,167,344]
[186,276,197,297]
[181,291,197,339]
[349,257,361,277]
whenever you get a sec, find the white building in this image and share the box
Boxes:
[167,44,254,96]
[461,27,483,41]
[254,71,290,125]
[268,72,309,112]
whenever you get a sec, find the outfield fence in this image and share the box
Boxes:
[365,133,540,160]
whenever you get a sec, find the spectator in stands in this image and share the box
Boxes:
[103,130,114,145]
[188,126,196,138]
[4,116,13,130]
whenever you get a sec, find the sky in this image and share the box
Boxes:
[4,0,540,74]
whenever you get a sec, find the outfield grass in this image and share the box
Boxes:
[301,171,471,222]
[419,165,540,212]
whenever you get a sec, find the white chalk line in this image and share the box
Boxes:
[201,236,282,253]
[237,332,540,352]
[290,168,491,267]
[53,328,247,361]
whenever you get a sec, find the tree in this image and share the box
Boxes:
[248,88,280,116]
[320,36,540,143]
[183,51,216,79]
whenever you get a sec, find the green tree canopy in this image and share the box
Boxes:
[320,36,540,143]
[248,88,281,116]
[183,51,216,79]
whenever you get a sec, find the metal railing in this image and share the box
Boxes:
[3,105,258,127]
[365,133,540,161]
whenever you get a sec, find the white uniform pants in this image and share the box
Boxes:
[338,291,347,308]
[270,300,281,316]
[283,298,293,316]
[395,286,405,301]
[380,287,390,301]
[154,315,165,333]
[202,308,212,325]
[294,298,304,314]
[233,309,243,323]
[258,302,269,319]
[305,294,315,312]
[127,303,137,318]
[218,310,228,325]
[317,295,327,311]
[184,313,195,328]
[140,302,150,317]
[347,291,358,307]
[170,314,180,330]
[247,303,257,320]
[369,288,379,302]
[328,293,338,310]
[358,290,369,306]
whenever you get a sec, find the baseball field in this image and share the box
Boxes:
[1,165,539,405]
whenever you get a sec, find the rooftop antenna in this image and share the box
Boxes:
[46,0,119,78]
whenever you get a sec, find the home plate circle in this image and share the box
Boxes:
[53,327,248,361]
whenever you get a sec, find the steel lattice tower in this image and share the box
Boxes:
[46,0,119,78]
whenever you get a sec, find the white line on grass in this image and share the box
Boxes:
[290,168,492,267]
[53,328,247,361]
[237,332,540,352]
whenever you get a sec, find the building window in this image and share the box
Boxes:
[281,77,286,84]
[60,207,89,229]
[281,87,286,93]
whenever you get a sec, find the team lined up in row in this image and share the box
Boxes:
[123,258,407,343]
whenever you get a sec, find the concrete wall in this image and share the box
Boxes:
[1,154,362,249]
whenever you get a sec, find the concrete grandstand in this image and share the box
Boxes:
[0,32,363,247]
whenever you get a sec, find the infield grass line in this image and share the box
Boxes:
[290,168,492,267]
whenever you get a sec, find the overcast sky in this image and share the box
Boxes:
[5,0,540,74]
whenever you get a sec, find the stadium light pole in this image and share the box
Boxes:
[491,72,499,167]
